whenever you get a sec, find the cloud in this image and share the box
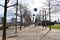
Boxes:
[0,0,5,6]
[0,6,4,17]
[0,0,60,22]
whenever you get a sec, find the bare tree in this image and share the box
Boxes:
[0,0,19,40]
[47,0,60,30]
[48,0,52,30]
[19,4,31,29]
[23,8,31,23]
[40,0,60,30]
[2,0,10,40]
[15,0,18,33]
[2,0,7,40]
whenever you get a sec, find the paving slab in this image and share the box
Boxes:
[17,25,49,40]
[0,25,60,40]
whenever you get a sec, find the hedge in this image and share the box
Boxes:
[0,26,9,30]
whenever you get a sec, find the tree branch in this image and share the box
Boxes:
[0,4,4,7]
[7,4,16,8]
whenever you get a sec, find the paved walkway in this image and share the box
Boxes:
[41,29,60,40]
[0,26,17,40]
[0,25,60,40]
[17,25,60,40]
[17,25,47,40]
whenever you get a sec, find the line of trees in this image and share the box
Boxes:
[0,0,31,40]
[19,4,31,30]
[38,0,60,30]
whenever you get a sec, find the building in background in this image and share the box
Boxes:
[11,18,24,25]
[0,17,3,24]
[11,18,16,25]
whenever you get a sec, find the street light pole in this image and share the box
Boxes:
[44,11,46,27]
[43,11,44,28]
[15,0,18,33]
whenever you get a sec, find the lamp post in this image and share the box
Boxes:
[45,11,46,27]
[42,11,45,28]
[34,8,37,11]
[34,8,38,26]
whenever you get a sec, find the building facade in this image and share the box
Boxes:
[0,17,3,24]
[11,18,16,25]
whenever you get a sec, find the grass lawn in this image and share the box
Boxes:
[48,24,60,29]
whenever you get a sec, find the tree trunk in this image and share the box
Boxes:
[49,0,51,30]
[2,0,7,40]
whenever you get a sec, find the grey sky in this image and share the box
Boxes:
[0,0,60,22]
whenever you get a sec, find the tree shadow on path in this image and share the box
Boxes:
[39,30,51,40]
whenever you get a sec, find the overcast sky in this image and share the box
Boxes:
[0,0,60,22]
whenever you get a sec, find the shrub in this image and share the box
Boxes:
[0,26,9,30]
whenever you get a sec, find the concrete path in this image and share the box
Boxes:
[0,26,17,40]
[17,25,49,40]
[42,29,60,40]
[0,25,60,40]
[17,25,60,40]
